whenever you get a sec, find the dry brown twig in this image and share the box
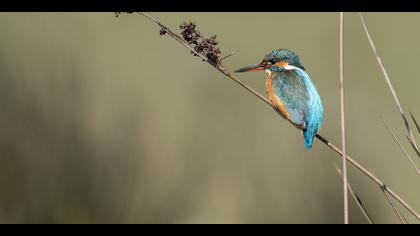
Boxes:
[335,166,374,224]
[359,13,419,155]
[339,12,349,224]
[383,119,420,175]
[126,12,420,222]
[410,111,420,135]
[381,185,408,224]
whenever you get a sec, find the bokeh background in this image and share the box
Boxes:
[0,12,419,224]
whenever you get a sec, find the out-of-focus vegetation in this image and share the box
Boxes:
[0,13,419,223]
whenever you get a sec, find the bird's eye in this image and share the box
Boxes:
[269,59,276,65]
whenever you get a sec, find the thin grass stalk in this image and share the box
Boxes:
[409,111,420,158]
[339,12,349,224]
[383,119,420,175]
[407,136,420,158]
[358,13,419,152]
[335,166,374,224]
[410,111,420,135]
[381,186,408,224]
[220,50,240,61]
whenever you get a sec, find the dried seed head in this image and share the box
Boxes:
[178,20,222,64]
[159,28,167,36]
[114,12,133,18]
[180,21,201,45]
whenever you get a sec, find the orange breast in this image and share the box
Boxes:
[266,74,290,120]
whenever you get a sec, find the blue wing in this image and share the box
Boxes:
[272,69,324,149]
[272,70,308,127]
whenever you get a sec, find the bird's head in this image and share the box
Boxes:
[235,48,305,74]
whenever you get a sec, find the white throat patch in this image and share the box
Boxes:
[266,65,299,75]
[284,65,299,70]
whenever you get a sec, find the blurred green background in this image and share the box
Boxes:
[0,12,419,224]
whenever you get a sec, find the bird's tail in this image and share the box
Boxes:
[303,125,317,150]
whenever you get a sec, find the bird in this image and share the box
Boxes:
[235,49,323,149]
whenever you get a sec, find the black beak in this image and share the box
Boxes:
[234,63,267,73]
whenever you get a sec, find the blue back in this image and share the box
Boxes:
[272,68,324,149]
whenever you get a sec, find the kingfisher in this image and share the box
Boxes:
[235,49,324,149]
